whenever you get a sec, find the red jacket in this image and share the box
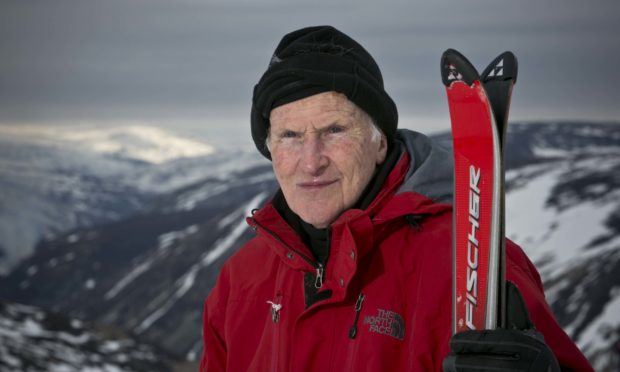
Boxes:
[201,130,592,371]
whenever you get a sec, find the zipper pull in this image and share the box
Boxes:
[349,293,365,339]
[267,301,282,323]
[314,263,324,289]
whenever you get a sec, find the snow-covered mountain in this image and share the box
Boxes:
[0,124,266,274]
[0,300,176,371]
[1,122,619,370]
[504,123,620,371]
[0,162,277,360]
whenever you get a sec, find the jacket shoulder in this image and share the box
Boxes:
[505,240,545,291]
[227,234,269,265]
[218,234,275,284]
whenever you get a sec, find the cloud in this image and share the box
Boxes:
[0,0,618,130]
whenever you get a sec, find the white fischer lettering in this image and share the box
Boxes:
[466,165,481,330]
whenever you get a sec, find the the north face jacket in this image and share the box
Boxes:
[200,129,592,371]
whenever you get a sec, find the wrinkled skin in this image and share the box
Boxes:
[268,92,387,228]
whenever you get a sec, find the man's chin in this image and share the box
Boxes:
[301,219,330,229]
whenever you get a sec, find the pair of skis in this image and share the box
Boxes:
[441,49,518,333]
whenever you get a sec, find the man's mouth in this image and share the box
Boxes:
[297,179,337,190]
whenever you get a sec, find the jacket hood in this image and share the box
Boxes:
[395,129,453,204]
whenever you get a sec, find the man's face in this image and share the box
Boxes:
[268,91,387,228]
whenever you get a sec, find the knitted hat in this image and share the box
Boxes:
[251,25,398,159]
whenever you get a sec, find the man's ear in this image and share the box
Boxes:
[376,134,388,165]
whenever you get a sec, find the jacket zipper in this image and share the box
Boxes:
[348,293,365,339]
[345,293,365,371]
[315,228,331,288]
[314,263,324,288]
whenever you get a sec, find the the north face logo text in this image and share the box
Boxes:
[363,309,405,341]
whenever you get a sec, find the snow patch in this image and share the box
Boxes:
[100,340,127,353]
[21,318,45,337]
[577,288,620,368]
[67,234,80,243]
[56,331,90,345]
[217,208,242,230]
[104,260,153,300]
[584,183,609,195]
[202,192,268,267]
[26,265,38,276]
[71,319,83,329]
[531,146,570,158]
[506,161,620,281]
[174,170,272,211]
[176,184,230,211]
[157,225,198,251]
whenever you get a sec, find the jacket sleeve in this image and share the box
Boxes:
[200,263,230,372]
[505,240,593,372]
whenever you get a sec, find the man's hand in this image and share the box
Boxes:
[443,282,560,372]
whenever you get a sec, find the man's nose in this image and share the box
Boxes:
[300,136,329,175]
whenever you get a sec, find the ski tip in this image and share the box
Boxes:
[441,48,480,87]
[481,51,518,84]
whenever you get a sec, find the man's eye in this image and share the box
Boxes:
[281,131,299,139]
[326,125,345,134]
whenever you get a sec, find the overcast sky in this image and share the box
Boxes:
[1,0,619,140]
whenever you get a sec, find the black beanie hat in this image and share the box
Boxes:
[251,25,398,159]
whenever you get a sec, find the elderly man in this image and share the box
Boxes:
[200,26,592,371]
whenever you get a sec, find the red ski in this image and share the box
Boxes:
[441,49,517,333]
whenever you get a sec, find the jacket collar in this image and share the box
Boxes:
[247,136,450,259]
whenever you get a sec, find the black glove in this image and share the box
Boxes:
[443,282,560,372]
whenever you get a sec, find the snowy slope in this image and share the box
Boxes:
[0,301,174,371]
[505,138,620,371]
[0,160,277,358]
